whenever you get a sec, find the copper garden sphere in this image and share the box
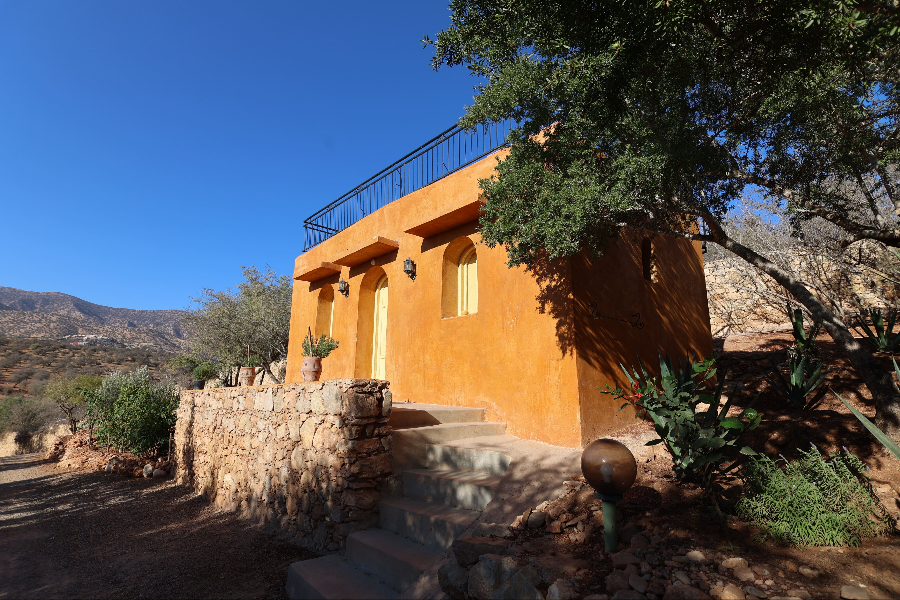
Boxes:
[581,438,637,498]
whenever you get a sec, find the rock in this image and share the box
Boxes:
[569,531,587,544]
[438,561,469,600]
[612,591,648,600]
[516,564,542,588]
[624,564,640,577]
[797,566,819,579]
[631,573,650,593]
[673,571,692,586]
[686,551,706,562]
[607,570,633,594]
[613,550,643,567]
[733,567,755,582]
[663,584,712,599]
[784,561,798,573]
[585,596,611,600]
[143,464,154,478]
[719,584,745,600]
[471,522,514,539]
[548,520,563,533]
[744,587,767,599]
[840,585,870,600]
[452,536,512,567]
[621,522,642,543]
[722,558,748,570]
[467,554,521,600]
[496,572,544,600]
[547,578,579,600]
[527,510,547,528]
[785,590,811,600]
[632,535,651,550]
[152,468,167,478]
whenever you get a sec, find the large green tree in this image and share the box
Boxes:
[428,1,900,437]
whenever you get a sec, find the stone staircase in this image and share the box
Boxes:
[286,403,509,600]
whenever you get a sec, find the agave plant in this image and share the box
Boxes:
[857,308,900,353]
[831,361,900,463]
[767,355,829,409]
[786,303,821,362]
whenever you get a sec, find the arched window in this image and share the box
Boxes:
[642,238,657,283]
[315,285,334,337]
[458,246,478,315]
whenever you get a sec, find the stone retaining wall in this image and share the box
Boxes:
[174,379,392,552]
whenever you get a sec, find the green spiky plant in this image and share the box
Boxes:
[857,308,900,353]
[737,445,896,547]
[786,303,822,362]
[830,361,900,463]
[604,353,761,505]
[302,327,339,359]
[767,356,829,410]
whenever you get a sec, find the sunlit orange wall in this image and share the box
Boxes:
[286,154,711,447]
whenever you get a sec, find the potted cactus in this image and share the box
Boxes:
[301,327,339,382]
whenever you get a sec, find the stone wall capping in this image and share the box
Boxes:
[174,379,391,553]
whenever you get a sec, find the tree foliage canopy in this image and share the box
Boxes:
[429,0,900,436]
[181,266,292,384]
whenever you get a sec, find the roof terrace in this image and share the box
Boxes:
[302,121,513,252]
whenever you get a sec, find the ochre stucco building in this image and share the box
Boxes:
[286,132,712,448]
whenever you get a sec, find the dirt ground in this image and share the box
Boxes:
[0,453,316,600]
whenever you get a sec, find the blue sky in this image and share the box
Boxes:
[0,1,477,310]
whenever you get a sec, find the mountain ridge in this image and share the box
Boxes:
[0,286,189,352]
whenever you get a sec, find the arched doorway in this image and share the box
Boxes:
[371,275,388,379]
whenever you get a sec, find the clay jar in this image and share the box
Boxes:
[301,357,322,382]
[239,367,258,387]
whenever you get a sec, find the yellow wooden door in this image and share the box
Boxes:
[371,275,388,379]
[458,249,478,315]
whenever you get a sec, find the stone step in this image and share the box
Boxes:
[393,422,507,471]
[379,496,479,549]
[425,442,511,476]
[402,469,502,511]
[388,403,485,430]
[345,528,443,593]
[286,554,397,600]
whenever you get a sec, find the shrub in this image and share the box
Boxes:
[605,353,761,492]
[0,396,59,453]
[85,366,178,457]
[302,328,339,358]
[857,308,900,353]
[737,446,896,546]
[766,356,829,409]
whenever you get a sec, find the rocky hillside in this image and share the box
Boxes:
[0,287,188,352]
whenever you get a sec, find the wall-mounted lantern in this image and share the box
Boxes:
[581,438,637,551]
[403,257,417,280]
[338,279,350,297]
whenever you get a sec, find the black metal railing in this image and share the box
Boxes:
[302,121,514,251]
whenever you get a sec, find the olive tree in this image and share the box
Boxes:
[181,266,291,384]
[42,374,102,434]
[428,0,900,439]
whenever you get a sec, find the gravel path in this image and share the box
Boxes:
[0,454,317,599]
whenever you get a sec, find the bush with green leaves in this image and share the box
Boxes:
[302,328,339,358]
[604,353,761,492]
[85,366,178,457]
[737,446,896,547]
[857,308,900,354]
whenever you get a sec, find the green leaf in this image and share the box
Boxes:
[833,391,900,462]
[720,417,744,430]
[740,446,758,456]
[645,438,664,446]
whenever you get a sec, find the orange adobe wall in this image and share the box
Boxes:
[286,152,712,448]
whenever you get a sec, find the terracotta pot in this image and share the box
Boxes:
[239,367,258,387]
[301,357,322,382]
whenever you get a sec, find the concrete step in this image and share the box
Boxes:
[402,469,502,511]
[286,554,397,600]
[379,496,479,549]
[393,422,507,471]
[388,403,485,430]
[346,528,443,593]
[425,442,511,476]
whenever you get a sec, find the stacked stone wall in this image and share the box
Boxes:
[174,379,392,553]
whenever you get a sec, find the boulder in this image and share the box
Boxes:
[547,579,579,600]
[606,570,632,594]
[686,551,706,562]
[143,464,154,478]
[733,567,755,582]
[452,536,512,567]
[721,558,748,570]
[152,469,167,478]
[840,585,869,600]
[438,561,469,600]
[718,584,745,600]
[527,510,547,529]
[797,566,819,579]
[467,554,521,600]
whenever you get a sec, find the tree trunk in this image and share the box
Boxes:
[716,234,900,441]
[260,359,284,385]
